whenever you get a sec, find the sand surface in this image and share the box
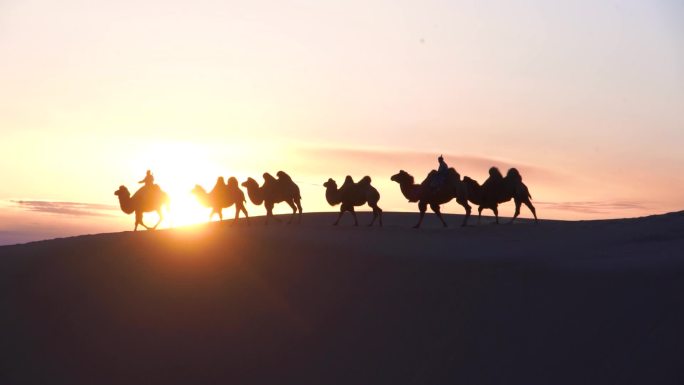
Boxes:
[1,212,683,384]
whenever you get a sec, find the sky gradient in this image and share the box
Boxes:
[1,0,683,244]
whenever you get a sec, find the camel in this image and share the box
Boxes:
[114,185,169,231]
[191,176,249,224]
[462,167,538,224]
[391,168,472,228]
[323,175,383,226]
[241,171,302,225]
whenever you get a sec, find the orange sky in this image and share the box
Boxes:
[1,0,683,243]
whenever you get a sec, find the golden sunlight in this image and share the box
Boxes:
[130,142,224,228]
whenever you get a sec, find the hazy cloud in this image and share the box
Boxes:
[295,146,562,182]
[535,201,649,214]
[11,200,119,217]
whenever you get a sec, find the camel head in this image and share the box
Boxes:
[114,185,130,198]
[323,178,337,189]
[391,170,414,185]
[242,177,258,189]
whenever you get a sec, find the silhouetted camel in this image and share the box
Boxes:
[463,167,538,224]
[241,171,302,225]
[323,176,383,226]
[114,185,169,231]
[391,168,471,228]
[192,177,249,224]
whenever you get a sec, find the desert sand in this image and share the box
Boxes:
[1,211,683,384]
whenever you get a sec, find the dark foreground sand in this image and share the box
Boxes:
[1,212,683,385]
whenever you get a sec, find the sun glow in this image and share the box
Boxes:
[127,142,227,228]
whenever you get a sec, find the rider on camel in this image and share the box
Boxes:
[137,170,161,194]
[431,155,449,188]
[139,170,155,187]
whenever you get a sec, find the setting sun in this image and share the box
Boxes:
[128,142,223,228]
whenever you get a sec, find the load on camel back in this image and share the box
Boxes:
[416,155,458,201]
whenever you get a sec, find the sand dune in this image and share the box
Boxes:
[1,212,683,384]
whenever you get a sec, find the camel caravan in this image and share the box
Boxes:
[115,156,537,231]
[391,155,538,228]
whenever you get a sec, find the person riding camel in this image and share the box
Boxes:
[139,170,155,187]
[136,170,158,194]
[431,155,449,188]
[134,170,163,196]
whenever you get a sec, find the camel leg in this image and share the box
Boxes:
[350,206,359,227]
[509,200,522,224]
[239,203,249,225]
[286,200,297,224]
[477,206,484,225]
[493,205,499,224]
[510,198,538,224]
[265,203,280,225]
[209,208,223,222]
[368,207,377,226]
[265,204,272,225]
[152,209,163,230]
[526,199,538,223]
[459,200,471,227]
[295,198,303,224]
[232,203,240,225]
[430,203,448,228]
[136,211,151,231]
[368,203,380,227]
[414,202,428,228]
[333,209,344,226]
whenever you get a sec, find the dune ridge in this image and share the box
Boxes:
[1,211,683,385]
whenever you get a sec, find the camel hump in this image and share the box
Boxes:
[489,167,503,179]
[359,176,371,185]
[447,167,461,180]
[276,171,293,183]
[341,176,354,189]
[264,172,276,181]
[420,170,438,187]
[507,168,522,183]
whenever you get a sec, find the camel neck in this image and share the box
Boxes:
[117,194,135,215]
[325,186,341,206]
[246,185,264,205]
[195,189,211,208]
[399,181,420,202]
